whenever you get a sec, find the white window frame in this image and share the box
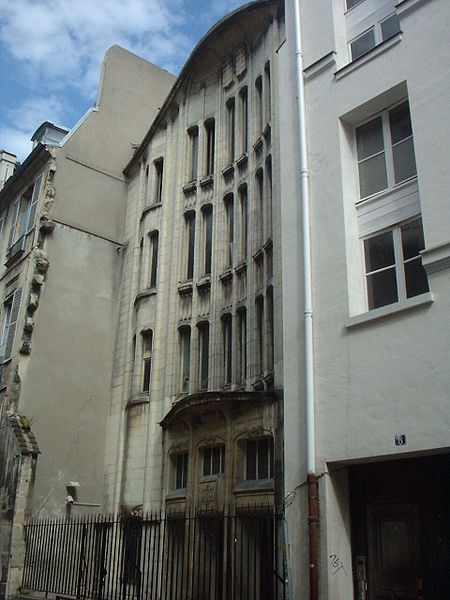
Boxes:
[355,100,416,203]
[245,438,273,481]
[362,217,428,310]
[202,445,225,476]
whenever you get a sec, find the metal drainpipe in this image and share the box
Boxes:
[291,0,318,598]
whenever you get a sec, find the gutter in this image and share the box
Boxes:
[291,0,318,598]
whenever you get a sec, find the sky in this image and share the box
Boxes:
[0,0,249,162]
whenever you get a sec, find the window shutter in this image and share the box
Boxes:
[7,198,20,249]
[4,288,22,361]
[26,174,43,233]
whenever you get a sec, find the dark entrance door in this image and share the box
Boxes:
[367,503,421,600]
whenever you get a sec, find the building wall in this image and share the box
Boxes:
[103,1,285,514]
[282,0,450,598]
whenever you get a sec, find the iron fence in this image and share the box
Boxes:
[22,507,286,600]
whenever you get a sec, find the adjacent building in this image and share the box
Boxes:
[280,0,450,598]
[0,46,175,600]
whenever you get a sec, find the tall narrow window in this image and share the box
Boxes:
[224,194,234,268]
[256,168,264,247]
[202,205,213,276]
[266,156,273,239]
[246,438,273,480]
[222,314,232,386]
[198,321,210,390]
[266,287,274,372]
[237,307,247,384]
[255,76,263,135]
[180,327,191,393]
[226,98,236,164]
[138,238,144,290]
[239,87,248,154]
[264,62,271,124]
[149,231,159,288]
[185,212,196,280]
[141,330,153,393]
[175,453,188,489]
[255,295,264,375]
[205,119,215,176]
[239,185,248,262]
[154,158,164,204]
[188,127,199,181]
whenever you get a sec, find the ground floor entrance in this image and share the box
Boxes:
[349,453,450,599]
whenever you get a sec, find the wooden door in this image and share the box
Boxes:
[367,503,422,600]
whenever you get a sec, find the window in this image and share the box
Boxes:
[266,287,274,372]
[349,12,400,60]
[154,159,164,204]
[188,127,199,181]
[237,307,247,384]
[203,445,225,476]
[0,288,22,362]
[149,231,159,288]
[198,321,210,390]
[238,185,248,262]
[255,296,264,375]
[256,169,264,247]
[346,0,364,9]
[179,327,191,393]
[202,205,213,276]
[138,238,144,289]
[255,76,263,135]
[364,218,428,310]
[356,101,416,200]
[185,211,196,280]
[246,438,273,480]
[175,453,188,489]
[205,119,215,176]
[239,87,248,154]
[224,194,234,268]
[264,62,271,124]
[265,156,273,238]
[7,174,42,258]
[141,330,153,393]
[222,314,232,386]
[226,98,236,164]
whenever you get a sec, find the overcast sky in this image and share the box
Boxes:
[0,0,249,161]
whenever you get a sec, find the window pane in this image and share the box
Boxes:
[401,220,425,260]
[142,358,152,392]
[246,441,257,480]
[351,28,376,60]
[358,153,388,198]
[203,448,211,476]
[367,268,398,309]
[404,258,429,298]
[212,446,221,474]
[364,231,395,272]
[199,324,209,390]
[356,117,384,160]
[389,102,412,144]
[346,0,364,8]
[381,13,400,41]
[257,439,270,479]
[392,138,417,184]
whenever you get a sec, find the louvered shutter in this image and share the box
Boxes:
[4,288,22,361]
[26,174,43,233]
[7,198,20,250]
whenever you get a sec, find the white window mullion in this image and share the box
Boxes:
[393,226,406,301]
[383,112,395,189]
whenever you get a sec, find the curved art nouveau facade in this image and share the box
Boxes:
[104,0,285,519]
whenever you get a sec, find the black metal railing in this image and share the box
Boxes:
[22,507,286,600]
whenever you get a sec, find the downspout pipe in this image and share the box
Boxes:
[291,1,318,599]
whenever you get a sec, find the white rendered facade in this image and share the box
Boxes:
[280,0,450,598]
